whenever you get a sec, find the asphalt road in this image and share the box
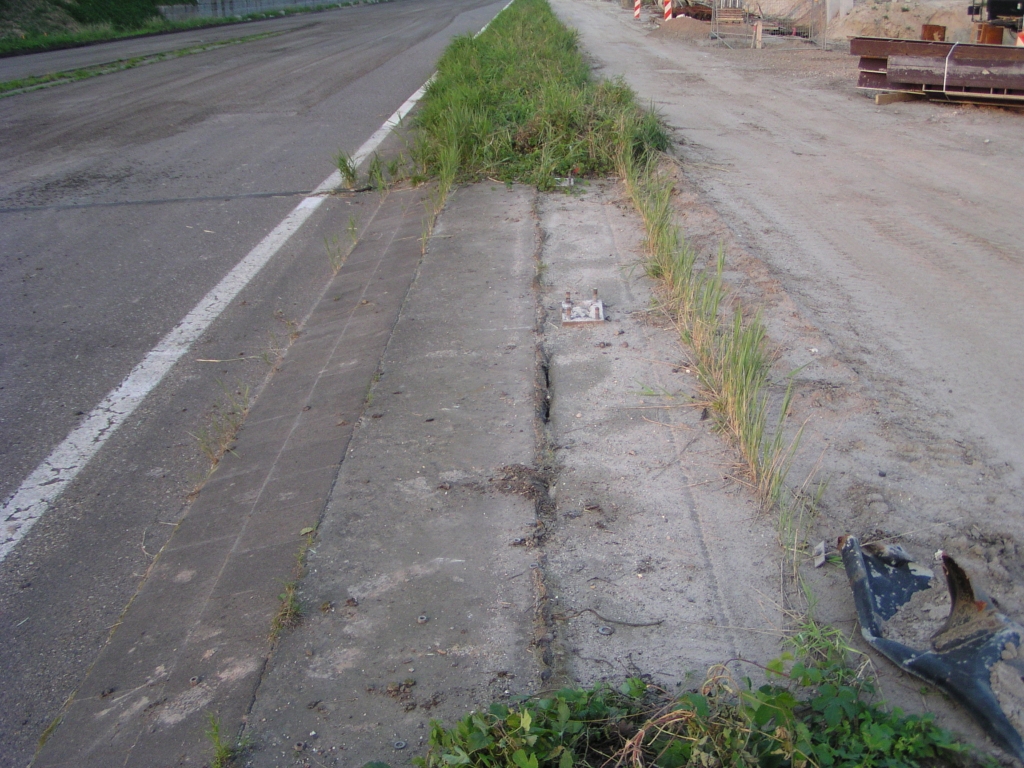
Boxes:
[0,1,503,763]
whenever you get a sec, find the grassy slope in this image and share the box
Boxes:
[0,0,169,49]
[0,0,81,38]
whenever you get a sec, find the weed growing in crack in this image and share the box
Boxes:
[420,206,434,255]
[270,527,315,641]
[259,330,287,367]
[364,370,382,407]
[205,713,249,768]
[367,152,387,192]
[324,234,345,275]
[535,260,549,283]
[273,309,301,342]
[334,150,359,189]
[189,381,250,474]
[270,581,302,640]
[325,215,359,276]
[347,212,359,248]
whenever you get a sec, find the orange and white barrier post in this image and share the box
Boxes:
[664,0,672,19]
[634,0,641,18]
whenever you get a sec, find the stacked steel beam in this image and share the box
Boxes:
[852,37,1024,106]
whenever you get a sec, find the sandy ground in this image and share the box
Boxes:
[552,0,1024,757]
[829,0,982,44]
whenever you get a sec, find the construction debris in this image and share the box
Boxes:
[561,289,605,325]
[841,535,1024,761]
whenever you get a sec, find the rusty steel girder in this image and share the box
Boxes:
[850,36,1024,106]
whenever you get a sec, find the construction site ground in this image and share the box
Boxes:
[26,0,1024,765]
[563,0,1024,756]
[248,2,1024,765]
[246,3,1024,763]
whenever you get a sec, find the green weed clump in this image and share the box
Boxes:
[412,0,667,193]
[412,637,984,768]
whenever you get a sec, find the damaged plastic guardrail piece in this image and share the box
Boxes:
[840,535,1024,761]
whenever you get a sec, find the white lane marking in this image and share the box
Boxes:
[0,81,434,564]
[477,0,515,35]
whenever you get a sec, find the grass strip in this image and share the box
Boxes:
[0,30,280,97]
[621,153,804,515]
[412,0,667,194]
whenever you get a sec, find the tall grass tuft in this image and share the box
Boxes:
[618,134,802,514]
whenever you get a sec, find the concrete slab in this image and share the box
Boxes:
[535,184,783,688]
[33,185,430,768]
[243,184,543,768]
[32,176,787,768]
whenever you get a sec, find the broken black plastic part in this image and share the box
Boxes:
[841,535,1024,761]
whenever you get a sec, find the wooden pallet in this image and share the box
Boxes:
[715,8,746,23]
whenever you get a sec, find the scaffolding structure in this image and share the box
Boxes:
[710,0,830,49]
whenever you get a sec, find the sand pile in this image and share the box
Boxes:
[829,0,973,42]
[652,15,713,40]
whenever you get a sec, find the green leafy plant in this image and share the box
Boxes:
[416,641,986,768]
[415,678,653,768]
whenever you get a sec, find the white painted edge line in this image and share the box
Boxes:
[477,0,516,35]
[0,80,435,565]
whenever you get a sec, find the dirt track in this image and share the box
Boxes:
[552,0,1024,753]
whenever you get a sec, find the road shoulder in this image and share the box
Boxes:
[245,183,544,767]
[32,185,431,768]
